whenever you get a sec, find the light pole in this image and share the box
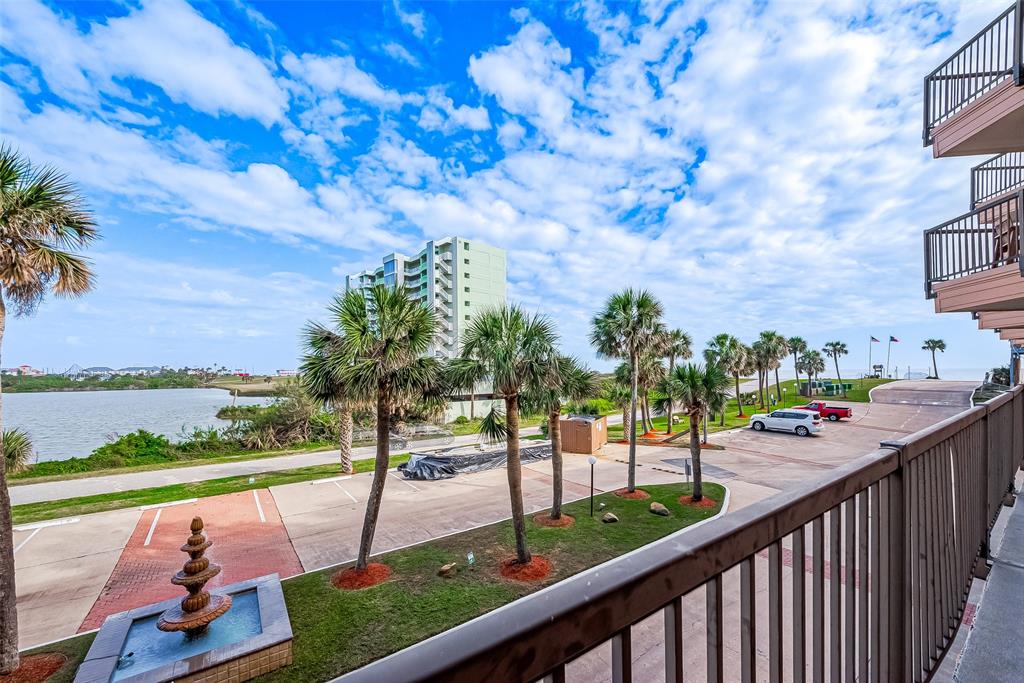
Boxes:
[782,387,787,408]
[588,455,598,516]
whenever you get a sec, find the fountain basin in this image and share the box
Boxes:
[74,574,292,683]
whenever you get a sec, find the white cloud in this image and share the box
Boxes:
[382,42,421,68]
[282,52,408,109]
[418,86,490,133]
[392,0,426,39]
[1,0,287,125]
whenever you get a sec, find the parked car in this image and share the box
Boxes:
[749,410,824,437]
[792,400,853,422]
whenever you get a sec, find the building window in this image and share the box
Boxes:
[463,242,470,249]
[464,301,470,307]
[465,315,470,320]
[464,287,470,292]
[464,258,469,264]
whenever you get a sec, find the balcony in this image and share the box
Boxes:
[924,192,1023,312]
[923,2,1024,157]
[972,152,1024,208]
[341,388,1024,682]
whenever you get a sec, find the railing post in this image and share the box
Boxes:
[1015,0,1023,85]
[922,75,931,146]
[1017,191,1024,277]
[880,441,908,681]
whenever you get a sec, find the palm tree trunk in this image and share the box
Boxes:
[734,374,744,416]
[337,403,353,475]
[621,405,631,440]
[506,396,531,564]
[628,352,638,492]
[689,408,703,501]
[758,370,765,408]
[549,407,563,519]
[355,387,390,570]
[834,356,846,398]
[793,354,802,396]
[0,293,19,675]
[667,354,675,434]
[931,350,938,378]
[774,368,782,407]
[641,393,651,433]
[702,413,708,444]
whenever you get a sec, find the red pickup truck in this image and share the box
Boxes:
[793,401,853,421]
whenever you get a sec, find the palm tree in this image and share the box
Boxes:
[604,380,633,438]
[590,289,665,493]
[2,430,32,475]
[660,328,692,433]
[758,330,787,407]
[922,339,946,378]
[822,341,849,397]
[331,285,444,572]
[788,336,808,395]
[449,306,558,565]
[300,307,360,474]
[799,350,826,394]
[0,147,97,673]
[659,363,730,501]
[751,338,773,408]
[524,356,598,520]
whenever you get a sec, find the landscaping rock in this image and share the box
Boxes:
[601,512,619,524]
[649,502,670,516]
[437,562,458,578]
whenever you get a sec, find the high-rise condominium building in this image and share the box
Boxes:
[345,236,507,358]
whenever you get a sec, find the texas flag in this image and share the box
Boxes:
[870,336,880,343]
[890,336,900,342]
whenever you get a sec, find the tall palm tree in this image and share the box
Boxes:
[0,146,97,674]
[604,380,632,438]
[658,363,730,501]
[822,341,850,397]
[788,336,808,395]
[758,330,787,407]
[616,354,665,434]
[300,309,361,474]
[751,338,773,408]
[524,356,598,520]
[449,306,558,565]
[922,339,946,378]
[799,350,826,394]
[590,289,665,493]
[332,285,443,571]
[660,328,692,433]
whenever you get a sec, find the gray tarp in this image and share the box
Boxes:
[397,443,552,480]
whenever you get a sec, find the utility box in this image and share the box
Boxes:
[559,415,608,455]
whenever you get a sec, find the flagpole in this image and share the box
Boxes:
[868,336,872,378]
[886,338,892,378]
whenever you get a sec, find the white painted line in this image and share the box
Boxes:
[139,498,197,511]
[310,475,353,485]
[390,471,420,491]
[14,528,40,555]
[13,517,80,532]
[334,482,358,503]
[252,489,266,523]
[144,508,162,547]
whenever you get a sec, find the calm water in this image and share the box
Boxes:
[113,589,261,682]
[2,388,269,462]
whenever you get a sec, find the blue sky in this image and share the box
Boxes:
[0,0,1013,377]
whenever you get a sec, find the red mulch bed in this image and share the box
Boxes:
[534,513,575,528]
[614,487,650,500]
[0,653,67,683]
[678,495,718,508]
[331,562,392,590]
[499,555,552,582]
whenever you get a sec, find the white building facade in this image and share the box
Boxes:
[345,236,507,359]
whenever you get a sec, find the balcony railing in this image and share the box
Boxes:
[340,388,1024,683]
[972,152,1024,208]
[924,191,1023,297]
[923,2,1023,145]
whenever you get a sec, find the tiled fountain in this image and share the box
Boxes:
[75,517,293,683]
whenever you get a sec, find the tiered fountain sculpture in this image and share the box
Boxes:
[157,516,232,636]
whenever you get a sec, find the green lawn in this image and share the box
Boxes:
[11,455,411,525]
[20,633,95,683]
[259,481,724,682]
[608,377,895,441]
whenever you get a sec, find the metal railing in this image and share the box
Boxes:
[340,387,1024,683]
[923,2,1023,145]
[972,152,1024,208]
[924,191,1023,297]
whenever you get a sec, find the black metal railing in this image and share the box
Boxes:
[972,152,1024,208]
[339,388,1024,683]
[923,2,1023,145]
[924,191,1023,297]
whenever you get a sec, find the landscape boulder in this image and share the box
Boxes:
[437,562,458,578]
[650,502,670,516]
[601,512,619,524]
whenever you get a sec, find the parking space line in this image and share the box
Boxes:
[334,482,358,503]
[14,528,40,555]
[311,475,353,485]
[253,489,266,523]
[390,471,420,491]
[144,508,162,546]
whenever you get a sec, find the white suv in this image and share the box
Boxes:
[749,410,823,437]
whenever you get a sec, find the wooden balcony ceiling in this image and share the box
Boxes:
[932,262,1024,312]
[998,327,1024,340]
[932,79,1024,158]
[978,311,1024,329]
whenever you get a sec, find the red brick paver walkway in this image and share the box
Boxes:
[79,489,302,631]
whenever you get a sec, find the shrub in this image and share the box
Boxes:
[453,415,470,425]
[88,430,176,468]
[177,427,240,454]
[3,429,33,473]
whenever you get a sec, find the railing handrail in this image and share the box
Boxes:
[923,2,1022,144]
[972,152,1024,208]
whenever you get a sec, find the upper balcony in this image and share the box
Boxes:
[923,2,1024,157]
[972,152,1024,208]
[924,191,1023,312]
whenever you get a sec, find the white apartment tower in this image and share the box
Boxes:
[345,237,507,358]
